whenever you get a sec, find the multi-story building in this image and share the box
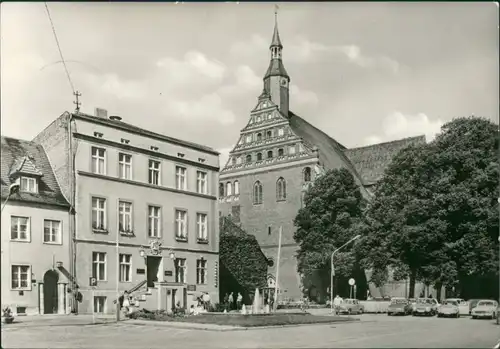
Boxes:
[1,136,72,315]
[34,109,220,314]
[218,18,425,301]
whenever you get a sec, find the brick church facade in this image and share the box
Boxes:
[219,17,425,301]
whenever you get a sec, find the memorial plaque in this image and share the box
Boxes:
[136,268,145,275]
[164,270,173,277]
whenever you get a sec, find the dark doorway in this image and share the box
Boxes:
[43,270,59,314]
[146,256,161,288]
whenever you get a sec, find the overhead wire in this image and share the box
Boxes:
[44,2,76,94]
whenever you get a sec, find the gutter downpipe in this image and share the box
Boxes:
[68,112,78,314]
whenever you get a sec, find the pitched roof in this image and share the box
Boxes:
[1,136,70,208]
[344,136,427,185]
[72,112,219,155]
[264,59,289,80]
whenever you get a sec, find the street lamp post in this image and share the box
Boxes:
[1,183,20,213]
[330,234,361,314]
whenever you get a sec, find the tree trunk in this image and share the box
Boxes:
[435,282,443,301]
[408,270,417,298]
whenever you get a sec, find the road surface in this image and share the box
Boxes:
[2,314,498,348]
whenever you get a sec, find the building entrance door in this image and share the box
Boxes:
[43,270,59,314]
[146,256,161,288]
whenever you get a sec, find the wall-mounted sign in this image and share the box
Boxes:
[187,285,196,292]
[89,277,97,287]
[136,268,145,275]
[164,270,173,277]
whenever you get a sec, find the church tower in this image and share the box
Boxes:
[263,10,290,117]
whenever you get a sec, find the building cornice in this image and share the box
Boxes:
[220,156,318,179]
[78,171,217,201]
[73,132,219,172]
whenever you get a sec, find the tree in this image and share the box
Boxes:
[293,168,368,300]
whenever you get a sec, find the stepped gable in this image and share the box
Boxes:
[344,135,427,185]
[1,136,70,207]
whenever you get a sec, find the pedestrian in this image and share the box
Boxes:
[121,291,130,316]
[223,293,229,311]
[228,292,234,311]
[236,292,243,310]
[333,295,342,315]
[202,292,211,310]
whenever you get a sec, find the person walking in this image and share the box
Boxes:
[333,295,342,315]
[228,292,234,311]
[236,292,243,310]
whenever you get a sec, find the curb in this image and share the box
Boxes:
[127,318,359,332]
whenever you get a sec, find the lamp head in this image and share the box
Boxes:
[139,249,145,258]
[169,252,175,260]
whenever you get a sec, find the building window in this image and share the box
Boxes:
[278,128,284,137]
[268,226,272,235]
[256,152,263,161]
[256,133,262,141]
[231,157,236,165]
[267,113,272,120]
[266,130,273,138]
[20,177,37,193]
[92,252,107,281]
[94,296,106,314]
[175,258,186,283]
[226,182,232,196]
[175,166,187,190]
[148,205,161,238]
[245,154,252,163]
[11,265,30,290]
[253,181,263,205]
[219,183,225,197]
[119,254,132,282]
[234,180,240,195]
[118,201,133,233]
[278,148,284,156]
[196,259,207,285]
[118,153,132,180]
[175,210,187,240]
[43,219,61,244]
[196,213,208,241]
[256,116,262,123]
[245,135,252,143]
[236,157,242,164]
[276,177,287,201]
[91,147,106,175]
[303,167,312,182]
[289,145,296,155]
[91,197,107,231]
[148,160,161,185]
[267,150,273,159]
[10,216,30,241]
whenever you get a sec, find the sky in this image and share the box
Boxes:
[1,2,498,166]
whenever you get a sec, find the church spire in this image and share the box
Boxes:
[270,6,283,49]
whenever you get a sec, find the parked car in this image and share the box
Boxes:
[387,297,412,316]
[437,300,460,318]
[408,298,417,312]
[468,299,481,315]
[413,298,439,316]
[338,299,364,315]
[471,300,498,320]
[444,298,469,315]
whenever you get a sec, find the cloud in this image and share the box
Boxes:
[230,34,400,73]
[290,85,319,106]
[165,93,236,125]
[364,111,444,145]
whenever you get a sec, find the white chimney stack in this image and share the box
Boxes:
[95,108,108,118]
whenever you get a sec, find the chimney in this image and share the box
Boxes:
[109,115,122,121]
[95,108,108,118]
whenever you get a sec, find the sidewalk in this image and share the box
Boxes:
[1,314,123,328]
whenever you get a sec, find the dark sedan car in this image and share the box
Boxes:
[387,298,412,316]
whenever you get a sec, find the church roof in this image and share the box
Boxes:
[1,136,70,208]
[344,136,427,185]
[264,59,289,80]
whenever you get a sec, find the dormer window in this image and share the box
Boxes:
[20,177,37,193]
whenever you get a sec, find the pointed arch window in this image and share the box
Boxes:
[256,133,262,142]
[219,183,225,197]
[276,177,286,201]
[253,181,263,205]
[256,152,263,161]
[234,180,240,195]
[267,150,273,159]
[303,167,312,182]
[278,148,284,157]
[226,182,233,196]
[231,157,236,165]
[266,130,273,138]
[245,154,252,163]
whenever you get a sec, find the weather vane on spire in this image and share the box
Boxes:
[275,4,279,20]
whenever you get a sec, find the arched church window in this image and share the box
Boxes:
[219,183,225,197]
[257,152,263,161]
[278,148,284,157]
[278,128,284,137]
[303,167,312,182]
[276,177,286,201]
[266,130,273,138]
[267,150,273,159]
[253,181,263,205]
[226,182,233,196]
[231,157,236,165]
[256,133,262,142]
[234,180,240,195]
[245,154,252,163]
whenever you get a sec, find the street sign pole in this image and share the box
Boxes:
[89,277,97,324]
[348,278,355,299]
[92,286,95,324]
